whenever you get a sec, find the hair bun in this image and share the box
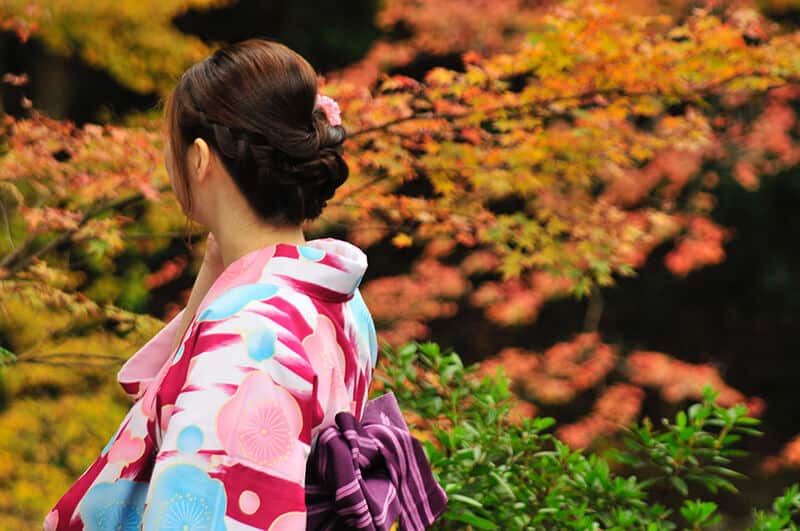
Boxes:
[290,111,347,212]
[286,113,348,219]
[167,39,351,224]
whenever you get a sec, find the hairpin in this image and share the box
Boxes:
[315,94,342,127]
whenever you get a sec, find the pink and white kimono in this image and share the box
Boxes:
[43,237,378,530]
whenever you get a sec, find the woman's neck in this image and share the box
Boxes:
[213,218,307,269]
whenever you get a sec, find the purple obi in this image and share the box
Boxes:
[305,392,448,530]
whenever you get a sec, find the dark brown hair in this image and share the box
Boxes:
[164,39,348,225]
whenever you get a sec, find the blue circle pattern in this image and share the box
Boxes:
[79,479,148,531]
[143,464,227,530]
[247,328,276,362]
[197,284,279,322]
[298,246,325,261]
[350,289,379,366]
[177,425,204,453]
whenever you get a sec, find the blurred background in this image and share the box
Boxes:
[2,0,800,528]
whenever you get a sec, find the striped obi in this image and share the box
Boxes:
[305,392,448,530]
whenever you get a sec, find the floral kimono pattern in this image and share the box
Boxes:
[44,237,378,531]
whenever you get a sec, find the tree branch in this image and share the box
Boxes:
[349,71,800,138]
[584,288,604,333]
[2,184,172,276]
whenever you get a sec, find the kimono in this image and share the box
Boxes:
[44,237,379,531]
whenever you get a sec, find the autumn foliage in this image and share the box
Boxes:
[3,0,800,527]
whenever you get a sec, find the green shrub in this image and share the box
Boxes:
[374,342,800,530]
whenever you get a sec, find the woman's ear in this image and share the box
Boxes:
[188,137,211,184]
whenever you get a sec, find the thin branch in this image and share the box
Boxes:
[3,184,171,275]
[584,288,604,332]
[0,233,35,269]
[348,71,800,138]
[17,352,128,361]
[0,200,15,251]
[11,350,129,368]
[14,358,123,368]
[333,173,395,202]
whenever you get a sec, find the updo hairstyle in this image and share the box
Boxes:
[164,38,348,225]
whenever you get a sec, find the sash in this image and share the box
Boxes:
[305,392,448,530]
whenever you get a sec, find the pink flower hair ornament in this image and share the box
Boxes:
[315,94,342,127]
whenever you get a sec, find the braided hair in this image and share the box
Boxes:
[164,39,348,225]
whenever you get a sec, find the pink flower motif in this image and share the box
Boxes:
[217,371,305,481]
[238,402,293,464]
[108,428,146,464]
[315,94,342,127]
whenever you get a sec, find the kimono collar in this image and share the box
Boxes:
[117,237,367,401]
[197,237,368,313]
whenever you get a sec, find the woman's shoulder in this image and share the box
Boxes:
[194,273,375,347]
[187,282,321,374]
[194,281,319,336]
[185,280,376,390]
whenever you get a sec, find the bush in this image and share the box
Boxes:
[373,342,800,530]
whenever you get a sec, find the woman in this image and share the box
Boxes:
[44,39,380,530]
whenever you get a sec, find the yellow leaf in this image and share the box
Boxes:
[392,233,414,248]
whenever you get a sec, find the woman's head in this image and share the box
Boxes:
[163,39,348,228]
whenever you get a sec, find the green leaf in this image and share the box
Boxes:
[670,476,689,496]
[0,345,17,366]
[449,493,485,509]
[444,510,497,530]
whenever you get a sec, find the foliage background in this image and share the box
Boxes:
[2,0,800,528]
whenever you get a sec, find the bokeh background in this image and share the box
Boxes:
[2,0,800,528]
